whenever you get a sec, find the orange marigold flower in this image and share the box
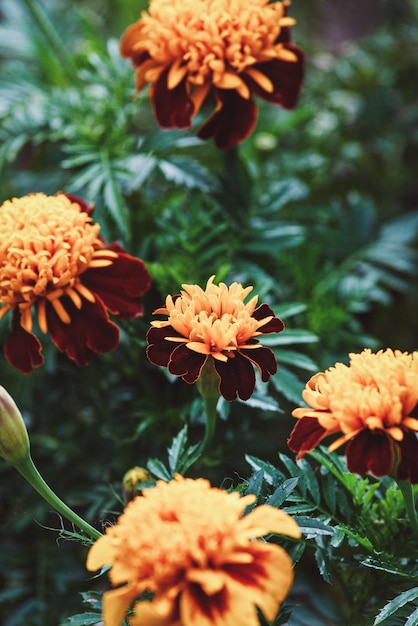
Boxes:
[86,475,301,626]
[146,276,284,401]
[288,348,418,483]
[120,0,304,149]
[0,192,151,373]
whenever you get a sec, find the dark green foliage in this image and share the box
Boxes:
[0,0,417,625]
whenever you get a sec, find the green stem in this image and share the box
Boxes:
[15,455,102,541]
[197,359,220,454]
[201,391,218,453]
[397,479,418,532]
[21,0,78,84]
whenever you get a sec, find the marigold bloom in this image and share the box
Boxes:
[120,0,304,149]
[0,193,151,373]
[146,276,284,401]
[288,349,418,483]
[87,475,301,626]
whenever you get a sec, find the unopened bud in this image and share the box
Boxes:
[123,467,152,502]
[0,386,30,465]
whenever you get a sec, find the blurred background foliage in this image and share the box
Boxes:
[0,0,417,624]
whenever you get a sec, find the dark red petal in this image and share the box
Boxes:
[249,45,305,110]
[276,25,292,45]
[346,430,394,477]
[146,326,182,367]
[253,303,284,334]
[197,89,258,150]
[82,248,151,319]
[288,417,328,459]
[46,297,119,366]
[396,431,418,484]
[64,193,94,216]
[214,353,256,402]
[151,68,194,128]
[239,346,277,382]
[168,344,208,384]
[3,310,44,374]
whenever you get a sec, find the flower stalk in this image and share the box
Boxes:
[197,359,220,453]
[15,454,102,541]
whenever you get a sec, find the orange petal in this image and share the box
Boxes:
[245,67,274,93]
[167,60,188,90]
[186,568,227,595]
[213,72,250,99]
[86,534,115,571]
[102,585,139,626]
[130,598,179,626]
[238,504,301,540]
[403,417,418,431]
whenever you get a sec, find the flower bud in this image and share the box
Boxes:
[0,386,30,465]
[122,467,152,502]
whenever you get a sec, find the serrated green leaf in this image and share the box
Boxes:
[297,457,321,504]
[321,470,337,515]
[61,612,102,625]
[244,469,265,508]
[270,366,305,404]
[276,349,318,372]
[273,302,307,319]
[282,504,317,515]
[405,606,418,626]
[373,588,418,625]
[363,558,418,580]
[103,174,130,240]
[146,458,172,481]
[293,516,334,538]
[245,455,283,486]
[315,548,333,584]
[262,329,319,346]
[167,426,188,474]
[335,524,374,551]
[278,453,302,480]
[240,393,280,412]
[267,477,299,508]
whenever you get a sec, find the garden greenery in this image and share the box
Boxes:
[0,1,417,625]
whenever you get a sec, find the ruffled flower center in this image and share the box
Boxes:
[126,0,298,100]
[151,276,273,361]
[109,478,256,590]
[0,193,117,333]
[298,349,418,448]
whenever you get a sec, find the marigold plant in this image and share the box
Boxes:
[120,0,304,149]
[288,348,418,483]
[0,192,151,372]
[146,276,284,401]
[87,474,301,626]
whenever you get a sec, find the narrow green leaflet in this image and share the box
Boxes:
[373,588,418,625]
[293,516,334,539]
[146,458,172,482]
[245,455,283,486]
[405,606,418,626]
[267,478,299,508]
[61,613,103,625]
